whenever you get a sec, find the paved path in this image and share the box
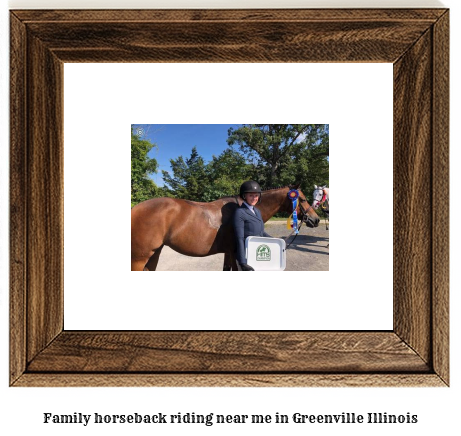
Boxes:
[156,221,329,271]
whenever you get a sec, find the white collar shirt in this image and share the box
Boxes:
[243,202,256,214]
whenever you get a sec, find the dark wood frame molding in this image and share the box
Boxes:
[10,9,449,387]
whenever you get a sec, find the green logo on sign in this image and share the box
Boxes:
[256,244,271,261]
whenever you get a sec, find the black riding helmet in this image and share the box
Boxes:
[239,180,262,204]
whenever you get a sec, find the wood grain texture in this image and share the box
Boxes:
[26,34,64,362]
[9,13,27,384]
[13,374,446,388]
[12,9,447,22]
[25,21,434,63]
[27,332,429,373]
[9,9,449,387]
[432,11,450,385]
[13,9,448,64]
[393,28,433,363]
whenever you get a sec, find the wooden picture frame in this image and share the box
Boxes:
[10,9,449,387]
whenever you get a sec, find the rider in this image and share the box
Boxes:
[233,180,272,271]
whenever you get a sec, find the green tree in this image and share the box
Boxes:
[227,124,329,201]
[162,146,209,201]
[227,124,329,190]
[131,126,158,207]
[278,125,329,199]
[201,148,254,201]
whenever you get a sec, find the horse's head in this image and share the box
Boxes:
[312,185,325,210]
[287,184,320,228]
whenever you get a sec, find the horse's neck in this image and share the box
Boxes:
[257,190,288,222]
[221,196,242,206]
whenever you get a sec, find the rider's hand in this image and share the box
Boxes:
[240,264,255,271]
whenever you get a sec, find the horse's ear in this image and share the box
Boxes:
[314,184,318,189]
[293,182,301,189]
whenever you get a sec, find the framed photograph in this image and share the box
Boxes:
[10,9,449,387]
[127,123,329,272]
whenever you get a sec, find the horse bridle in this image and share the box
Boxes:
[282,192,316,249]
[313,188,329,235]
[285,195,311,249]
[297,195,314,223]
[313,188,329,213]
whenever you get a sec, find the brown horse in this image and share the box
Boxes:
[131,184,320,271]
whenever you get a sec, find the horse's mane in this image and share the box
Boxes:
[262,185,297,192]
[218,185,296,200]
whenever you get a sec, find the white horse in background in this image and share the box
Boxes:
[313,185,329,244]
[313,185,329,214]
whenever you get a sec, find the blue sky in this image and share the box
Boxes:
[134,124,241,186]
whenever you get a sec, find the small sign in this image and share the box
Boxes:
[256,244,271,261]
[245,237,286,271]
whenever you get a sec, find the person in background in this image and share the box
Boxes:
[233,180,272,271]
